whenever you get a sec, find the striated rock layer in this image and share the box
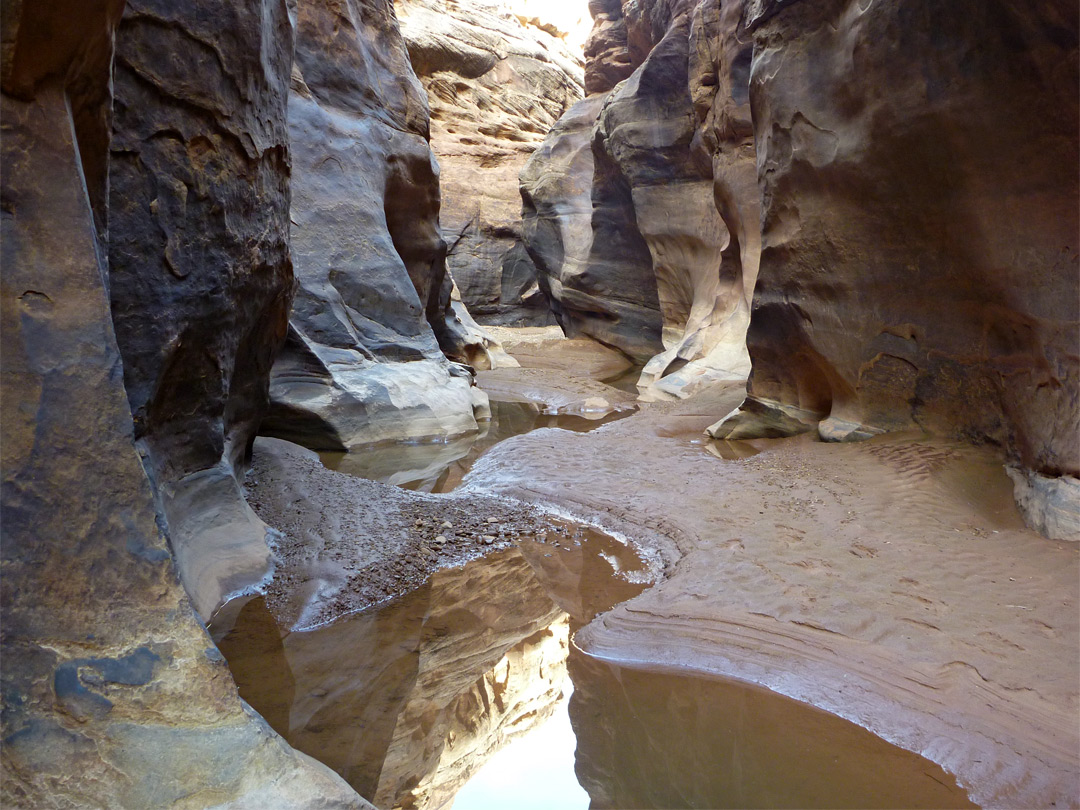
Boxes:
[396,0,584,326]
[717,0,1080,534]
[0,1,365,805]
[263,0,502,455]
[521,0,760,395]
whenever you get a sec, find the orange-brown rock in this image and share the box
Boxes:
[723,0,1079,536]
[522,0,760,391]
[396,0,584,325]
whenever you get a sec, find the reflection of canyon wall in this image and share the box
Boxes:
[395,0,584,326]
[262,0,502,454]
[567,652,973,809]
[0,1,364,806]
[221,548,566,809]
[717,0,1079,536]
[521,0,759,396]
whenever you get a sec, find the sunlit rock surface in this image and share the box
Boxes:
[0,3,365,805]
[731,0,1079,531]
[263,0,493,453]
[521,0,759,393]
[396,0,584,326]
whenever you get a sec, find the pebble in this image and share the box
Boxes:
[435,535,447,544]
[486,517,499,523]
[441,521,453,529]
[482,535,495,545]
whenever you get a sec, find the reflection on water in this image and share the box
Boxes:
[569,654,977,810]
[705,437,763,460]
[600,365,645,395]
[451,682,588,810]
[218,525,650,810]
[319,400,634,493]
[220,524,975,810]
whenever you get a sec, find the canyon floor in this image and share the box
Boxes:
[244,328,1079,809]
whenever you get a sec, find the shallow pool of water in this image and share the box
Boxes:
[319,400,634,493]
[218,522,975,810]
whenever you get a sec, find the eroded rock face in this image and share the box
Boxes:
[0,3,364,806]
[396,0,584,326]
[522,0,760,388]
[107,0,294,619]
[263,0,493,453]
[734,0,1079,492]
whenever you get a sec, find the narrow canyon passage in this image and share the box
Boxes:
[2,0,1076,808]
[222,333,1077,809]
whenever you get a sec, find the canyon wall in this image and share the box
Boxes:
[713,0,1079,535]
[521,0,760,396]
[396,0,585,326]
[262,0,508,455]
[107,0,294,622]
[0,0,364,805]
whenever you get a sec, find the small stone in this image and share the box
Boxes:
[435,535,447,544]
[482,535,495,544]
[441,520,453,529]
[487,517,499,523]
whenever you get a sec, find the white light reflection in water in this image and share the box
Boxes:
[450,680,588,810]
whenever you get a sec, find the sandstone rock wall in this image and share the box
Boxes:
[262,0,502,454]
[724,0,1079,531]
[521,0,760,388]
[396,0,585,326]
[105,0,296,623]
[0,2,365,805]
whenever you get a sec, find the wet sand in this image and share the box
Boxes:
[243,334,1078,808]
[462,358,1079,808]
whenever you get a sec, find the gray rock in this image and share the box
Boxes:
[264,0,492,452]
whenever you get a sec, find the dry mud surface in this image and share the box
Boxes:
[247,336,1078,808]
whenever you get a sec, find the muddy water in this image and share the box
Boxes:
[319,400,633,493]
[569,655,976,810]
[219,519,975,810]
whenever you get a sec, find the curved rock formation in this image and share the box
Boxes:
[0,2,365,805]
[712,0,1079,535]
[262,0,498,454]
[107,0,295,620]
[521,0,760,393]
[396,0,585,326]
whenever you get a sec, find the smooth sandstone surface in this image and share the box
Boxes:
[0,5,366,803]
[521,0,759,395]
[107,0,296,620]
[727,0,1079,533]
[396,0,584,326]
[264,0,495,454]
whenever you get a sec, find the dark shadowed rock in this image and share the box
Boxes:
[396,0,584,326]
[0,3,366,805]
[263,0,493,454]
[724,0,1079,535]
[107,0,295,619]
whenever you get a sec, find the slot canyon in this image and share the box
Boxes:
[1,0,1077,807]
